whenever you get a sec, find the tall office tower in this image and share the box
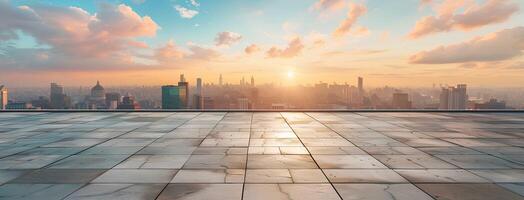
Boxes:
[162,85,184,109]
[358,77,364,94]
[50,83,71,109]
[251,76,255,87]
[392,93,412,109]
[439,84,468,110]
[219,74,223,86]
[193,78,204,109]
[0,85,7,110]
[178,74,189,108]
[105,92,121,110]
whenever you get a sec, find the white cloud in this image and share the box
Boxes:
[214,31,243,47]
[174,5,198,19]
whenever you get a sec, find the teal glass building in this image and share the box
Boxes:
[162,85,185,109]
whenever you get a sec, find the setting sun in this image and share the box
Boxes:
[287,70,295,79]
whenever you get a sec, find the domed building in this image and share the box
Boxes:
[91,81,105,101]
[88,81,106,109]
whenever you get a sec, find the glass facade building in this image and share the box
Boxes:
[161,85,185,109]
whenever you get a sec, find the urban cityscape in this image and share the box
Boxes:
[0,74,517,110]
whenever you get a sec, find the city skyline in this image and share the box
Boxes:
[0,74,518,110]
[1,0,524,87]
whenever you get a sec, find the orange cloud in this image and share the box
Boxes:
[244,44,260,54]
[333,3,367,37]
[266,37,304,58]
[409,0,518,39]
[155,40,185,62]
[410,26,524,64]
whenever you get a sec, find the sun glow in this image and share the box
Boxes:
[287,70,295,78]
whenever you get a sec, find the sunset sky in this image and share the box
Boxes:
[1,0,523,87]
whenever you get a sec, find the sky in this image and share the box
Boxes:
[0,0,523,87]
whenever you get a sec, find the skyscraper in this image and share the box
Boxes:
[251,76,255,87]
[0,85,7,110]
[178,74,189,108]
[50,83,71,109]
[219,74,223,86]
[440,84,468,110]
[358,77,364,94]
[162,85,184,109]
[193,78,204,109]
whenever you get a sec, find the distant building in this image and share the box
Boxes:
[271,103,288,110]
[89,81,106,109]
[162,85,185,109]
[358,77,364,94]
[50,83,71,109]
[251,76,255,87]
[31,96,50,109]
[219,74,223,86]
[0,85,7,110]
[105,92,121,110]
[117,93,140,109]
[193,78,204,109]
[474,99,506,110]
[392,93,412,109]
[6,102,32,109]
[203,97,214,109]
[178,74,189,108]
[238,97,249,110]
[440,84,468,110]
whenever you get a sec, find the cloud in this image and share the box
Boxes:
[409,0,519,39]
[333,3,367,37]
[214,31,242,46]
[266,37,304,58]
[155,40,185,62]
[174,5,198,19]
[245,44,260,54]
[313,0,346,11]
[0,2,159,70]
[189,0,200,7]
[187,43,220,60]
[409,26,524,64]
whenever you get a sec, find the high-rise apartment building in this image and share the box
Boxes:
[440,84,468,110]
[0,85,7,110]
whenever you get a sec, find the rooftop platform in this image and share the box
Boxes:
[1,112,524,200]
